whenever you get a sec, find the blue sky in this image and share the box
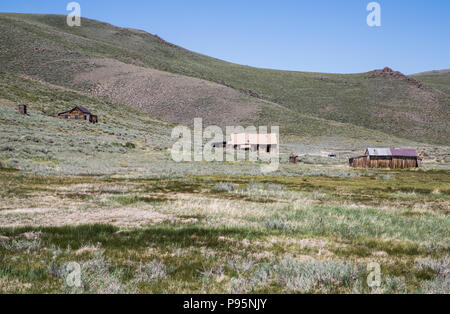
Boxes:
[1,0,449,74]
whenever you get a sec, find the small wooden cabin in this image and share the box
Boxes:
[56,106,98,124]
[349,148,419,169]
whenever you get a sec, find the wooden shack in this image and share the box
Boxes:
[289,154,299,164]
[18,105,27,115]
[349,148,419,169]
[56,106,98,124]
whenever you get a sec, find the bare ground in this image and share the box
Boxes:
[74,58,266,127]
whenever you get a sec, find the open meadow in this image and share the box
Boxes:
[0,162,448,294]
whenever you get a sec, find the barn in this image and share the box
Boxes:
[349,148,420,169]
[227,133,278,154]
[56,106,98,124]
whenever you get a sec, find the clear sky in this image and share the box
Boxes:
[1,0,449,74]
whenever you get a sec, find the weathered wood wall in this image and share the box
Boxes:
[18,105,27,115]
[349,156,418,169]
[57,108,89,121]
[349,156,369,168]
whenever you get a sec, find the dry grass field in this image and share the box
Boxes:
[0,166,448,294]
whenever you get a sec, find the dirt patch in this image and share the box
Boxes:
[0,206,192,228]
[74,58,263,127]
[75,245,101,256]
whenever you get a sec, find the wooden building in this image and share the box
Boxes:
[349,148,419,169]
[18,105,27,115]
[227,133,278,154]
[289,154,299,164]
[56,106,98,124]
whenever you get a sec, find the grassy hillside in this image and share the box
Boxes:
[0,71,176,175]
[0,13,449,144]
[412,70,450,96]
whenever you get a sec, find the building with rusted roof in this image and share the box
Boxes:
[349,148,420,169]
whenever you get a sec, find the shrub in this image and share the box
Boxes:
[135,260,168,283]
[265,184,285,191]
[228,257,255,275]
[418,277,450,294]
[60,251,135,294]
[273,258,364,293]
[199,265,224,282]
[212,182,236,192]
[416,257,449,278]
[230,264,271,294]
[246,182,265,191]
[0,235,42,252]
[381,276,407,294]
[266,219,291,231]
[312,191,327,200]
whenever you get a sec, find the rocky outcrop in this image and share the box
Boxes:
[367,67,423,88]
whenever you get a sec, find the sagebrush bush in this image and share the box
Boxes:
[418,277,450,294]
[265,184,285,191]
[416,257,449,278]
[273,258,364,293]
[0,238,42,252]
[60,251,135,294]
[381,276,407,294]
[312,191,327,200]
[135,260,168,283]
[246,182,265,191]
[212,182,237,192]
[266,219,291,231]
[230,264,271,294]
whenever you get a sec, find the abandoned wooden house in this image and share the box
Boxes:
[227,133,278,154]
[18,104,27,115]
[56,106,98,123]
[349,148,420,169]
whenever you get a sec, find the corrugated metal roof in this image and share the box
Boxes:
[390,148,418,157]
[228,133,278,145]
[366,148,418,157]
[366,148,392,156]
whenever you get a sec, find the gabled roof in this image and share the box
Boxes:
[228,133,278,145]
[365,148,418,157]
[77,106,91,114]
[58,106,91,115]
